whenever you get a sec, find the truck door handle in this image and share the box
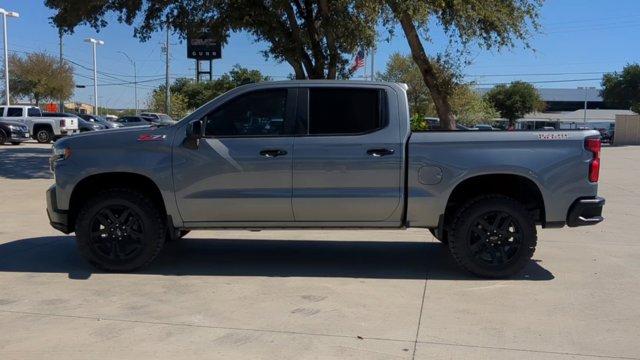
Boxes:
[260,149,287,158]
[367,148,395,157]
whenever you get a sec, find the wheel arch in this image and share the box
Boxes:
[68,172,167,232]
[444,173,546,227]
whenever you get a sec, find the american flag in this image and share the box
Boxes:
[350,49,365,72]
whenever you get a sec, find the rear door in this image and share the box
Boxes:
[291,86,403,222]
[174,87,297,223]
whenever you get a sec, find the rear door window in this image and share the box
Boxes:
[307,88,385,135]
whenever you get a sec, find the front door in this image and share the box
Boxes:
[174,88,296,223]
[292,87,403,222]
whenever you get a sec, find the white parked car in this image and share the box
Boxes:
[0,105,79,143]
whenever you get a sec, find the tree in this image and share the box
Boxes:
[379,53,497,129]
[383,1,542,130]
[45,0,381,79]
[149,65,268,117]
[148,90,189,119]
[6,52,74,105]
[377,53,429,118]
[484,81,544,128]
[601,64,640,113]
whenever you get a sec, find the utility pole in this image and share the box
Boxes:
[0,8,19,106]
[59,31,64,112]
[84,37,104,115]
[118,51,137,114]
[370,47,375,81]
[164,24,170,115]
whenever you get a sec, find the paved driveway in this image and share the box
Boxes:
[0,143,638,359]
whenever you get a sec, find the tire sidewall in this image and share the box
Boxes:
[449,197,536,278]
[76,191,164,272]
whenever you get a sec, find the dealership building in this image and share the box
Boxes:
[478,87,636,130]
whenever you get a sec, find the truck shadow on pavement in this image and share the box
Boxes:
[0,146,52,179]
[0,236,554,281]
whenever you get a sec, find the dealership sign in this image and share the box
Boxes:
[187,33,222,60]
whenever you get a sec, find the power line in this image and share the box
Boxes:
[475,78,602,86]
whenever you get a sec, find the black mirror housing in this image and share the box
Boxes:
[184,120,204,149]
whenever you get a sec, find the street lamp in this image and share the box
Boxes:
[117,51,138,115]
[0,8,19,105]
[578,86,596,125]
[84,37,104,115]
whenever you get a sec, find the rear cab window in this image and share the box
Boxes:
[304,88,386,135]
[27,107,42,117]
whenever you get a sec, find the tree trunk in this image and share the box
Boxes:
[392,6,457,130]
[318,0,338,79]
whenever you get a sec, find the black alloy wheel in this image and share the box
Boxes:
[467,211,522,266]
[89,205,145,262]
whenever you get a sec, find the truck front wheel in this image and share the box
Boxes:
[75,188,165,272]
[448,195,537,278]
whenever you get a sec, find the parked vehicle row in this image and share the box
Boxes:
[0,106,79,144]
[0,107,174,145]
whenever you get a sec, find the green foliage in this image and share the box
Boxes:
[601,64,640,113]
[6,52,74,105]
[378,53,429,117]
[484,81,544,126]
[148,65,268,119]
[147,91,190,120]
[380,53,497,126]
[45,0,381,79]
[382,0,542,129]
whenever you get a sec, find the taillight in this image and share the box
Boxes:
[585,137,601,182]
[60,119,66,127]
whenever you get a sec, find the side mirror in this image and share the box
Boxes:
[184,120,204,149]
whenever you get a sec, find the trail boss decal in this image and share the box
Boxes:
[538,132,569,140]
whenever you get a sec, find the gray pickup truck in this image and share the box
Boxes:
[47,81,605,278]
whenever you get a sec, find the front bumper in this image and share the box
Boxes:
[567,197,605,227]
[46,185,71,234]
[9,130,30,142]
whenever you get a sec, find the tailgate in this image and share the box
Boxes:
[63,117,78,130]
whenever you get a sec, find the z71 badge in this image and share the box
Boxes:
[538,132,569,140]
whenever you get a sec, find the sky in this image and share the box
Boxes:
[1,0,638,109]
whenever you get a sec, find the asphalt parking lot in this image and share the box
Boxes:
[0,142,638,360]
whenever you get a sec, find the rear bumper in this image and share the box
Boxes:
[567,197,605,227]
[46,185,71,234]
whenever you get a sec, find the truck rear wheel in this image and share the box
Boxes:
[36,128,53,143]
[75,188,165,272]
[448,195,537,278]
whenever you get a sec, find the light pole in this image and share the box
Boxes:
[578,86,596,125]
[84,37,104,115]
[0,8,19,105]
[117,51,137,115]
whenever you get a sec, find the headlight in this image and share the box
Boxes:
[51,146,72,162]
[8,125,21,131]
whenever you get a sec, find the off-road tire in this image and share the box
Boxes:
[36,128,53,144]
[448,195,537,278]
[75,188,165,272]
